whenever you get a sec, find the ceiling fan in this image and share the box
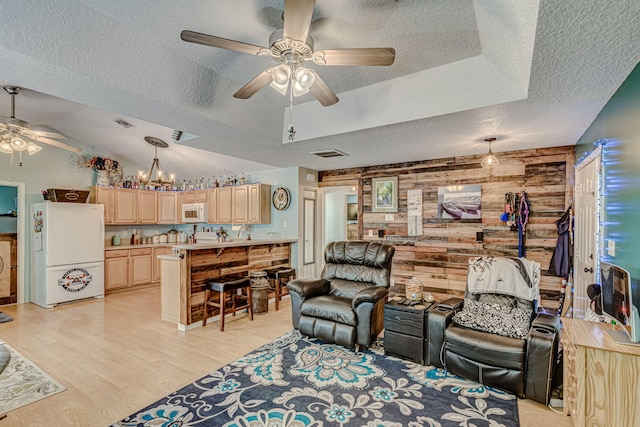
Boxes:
[0,86,81,154]
[181,0,395,107]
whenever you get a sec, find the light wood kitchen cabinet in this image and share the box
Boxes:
[247,184,271,224]
[114,188,138,224]
[138,190,158,224]
[181,189,208,203]
[89,186,114,224]
[217,187,233,223]
[152,247,173,282]
[105,246,172,292]
[207,189,218,224]
[129,247,152,286]
[105,249,129,291]
[232,186,249,224]
[158,192,178,224]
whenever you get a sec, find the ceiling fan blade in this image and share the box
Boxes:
[283,0,316,41]
[32,136,81,153]
[313,48,396,66]
[24,124,69,139]
[181,30,266,55]
[233,69,273,99]
[309,72,339,107]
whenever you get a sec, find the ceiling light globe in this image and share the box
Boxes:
[294,67,315,89]
[272,64,291,85]
[26,142,42,155]
[10,136,28,152]
[481,154,499,169]
[0,138,13,154]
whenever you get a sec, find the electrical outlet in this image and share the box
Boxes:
[385,214,394,221]
[390,278,395,286]
[283,220,288,229]
[368,230,373,236]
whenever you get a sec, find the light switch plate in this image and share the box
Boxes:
[607,239,616,256]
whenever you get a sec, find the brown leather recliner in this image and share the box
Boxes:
[287,241,395,349]
[428,257,560,405]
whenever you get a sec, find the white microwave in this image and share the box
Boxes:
[181,202,208,223]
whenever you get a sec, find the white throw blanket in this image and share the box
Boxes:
[467,256,540,302]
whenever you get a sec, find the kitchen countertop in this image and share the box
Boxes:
[104,243,174,250]
[173,238,297,250]
[105,238,297,251]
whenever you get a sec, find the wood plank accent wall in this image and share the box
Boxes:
[319,146,575,310]
[181,243,291,325]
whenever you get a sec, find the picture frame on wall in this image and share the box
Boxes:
[371,176,398,213]
[437,184,482,219]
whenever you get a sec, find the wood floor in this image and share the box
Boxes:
[0,287,571,426]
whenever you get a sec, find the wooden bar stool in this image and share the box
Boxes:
[265,267,296,311]
[202,276,253,331]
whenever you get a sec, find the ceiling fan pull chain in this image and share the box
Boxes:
[288,86,296,141]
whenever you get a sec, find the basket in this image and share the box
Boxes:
[47,188,90,203]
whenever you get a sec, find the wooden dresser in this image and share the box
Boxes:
[562,318,640,426]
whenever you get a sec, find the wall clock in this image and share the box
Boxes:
[272,187,291,211]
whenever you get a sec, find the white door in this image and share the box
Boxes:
[574,147,601,318]
[300,189,318,278]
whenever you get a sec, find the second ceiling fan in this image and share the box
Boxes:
[181,0,395,107]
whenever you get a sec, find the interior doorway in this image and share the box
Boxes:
[322,186,358,249]
[0,181,26,305]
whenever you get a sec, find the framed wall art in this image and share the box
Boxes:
[371,176,398,213]
[437,184,482,219]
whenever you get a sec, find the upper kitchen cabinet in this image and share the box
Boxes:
[248,184,271,224]
[114,188,138,224]
[231,184,271,224]
[181,190,208,204]
[207,189,218,224]
[138,190,158,224]
[90,186,114,224]
[232,186,249,224]
[158,192,178,224]
[217,187,233,224]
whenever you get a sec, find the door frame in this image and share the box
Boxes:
[0,180,26,304]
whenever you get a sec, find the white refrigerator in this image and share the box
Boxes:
[30,202,105,308]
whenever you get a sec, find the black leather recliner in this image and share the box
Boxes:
[287,241,395,349]
[428,257,560,405]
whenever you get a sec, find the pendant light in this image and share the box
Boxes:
[481,137,499,169]
[139,137,175,186]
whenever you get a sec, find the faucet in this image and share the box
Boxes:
[237,224,252,240]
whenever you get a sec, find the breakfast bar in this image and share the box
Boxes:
[159,238,296,330]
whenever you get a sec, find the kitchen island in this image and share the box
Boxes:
[159,238,296,330]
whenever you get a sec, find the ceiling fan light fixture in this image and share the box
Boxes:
[481,137,499,169]
[10,135,28,152]
[26,142,42,155]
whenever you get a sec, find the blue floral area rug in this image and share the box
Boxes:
[113,330,519,426]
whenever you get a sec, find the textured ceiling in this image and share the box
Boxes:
[0,0,639,178]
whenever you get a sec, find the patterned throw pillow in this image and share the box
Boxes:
[452,298,533,339]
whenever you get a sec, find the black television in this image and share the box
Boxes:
[600,261,640,345]
[347,203,358,221]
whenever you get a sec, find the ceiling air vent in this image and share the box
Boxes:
[115,119,133,128]
[310,149,348,158]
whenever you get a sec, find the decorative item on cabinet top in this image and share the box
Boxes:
[272,187,291,211]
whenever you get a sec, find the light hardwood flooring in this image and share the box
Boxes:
[0,287,571,426]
